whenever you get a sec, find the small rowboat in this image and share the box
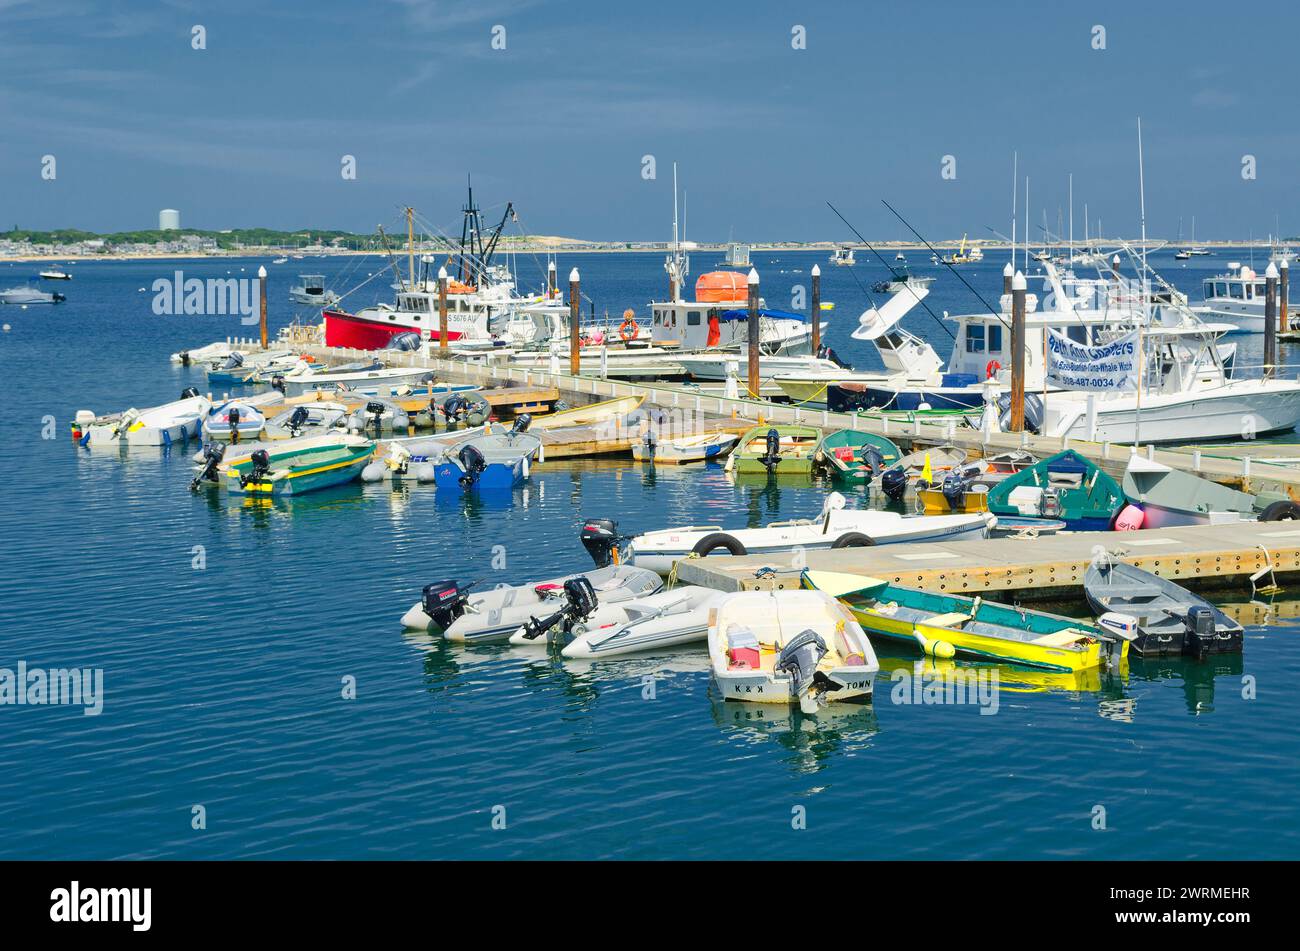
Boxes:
[986,450,1124,532]
[223,436,375,497]
[632,431,739,464]
[726,425,823,475]
[708,589,879,713]
[82,393,210,447]
[804,570,1135,673]
[1084,557,1243,656]
[814,429,902,482]
[203,400,267,442]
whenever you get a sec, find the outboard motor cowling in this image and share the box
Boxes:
[775,629,829,708]
[457,444,487,489]
[519,576,600,641]
[859,447,885,485]
[239,449,272,489]
[816,345,852,370]
[227,406,241,444]
[188,442,226,492]
[760,428,782,472]
[509,414,533,437]
[287,406,310,436]
[270,374,286,395]
[181,387,200,400]
[881,467,908,501]
[1184,605,1216,654]
[940,471,968,510]
[580,518,621,567]
[365,401,387,434]
[421,580,471,631]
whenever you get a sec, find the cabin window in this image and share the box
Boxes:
[988,326,1003,352]
[1204,281,1214,298]
[686,311,701,326]
[965,324,986,353]
[1230,283,1244,299]
[1215,282,1228,297]
[1255,283,1267,298]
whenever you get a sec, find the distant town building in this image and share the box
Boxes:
[159,209,181,231]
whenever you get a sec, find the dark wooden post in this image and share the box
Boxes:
[1281,258,1290,333]
[547,260,556,300]
[747,268,760,398]
[438,266,449,350]
[810,263,821,354]
[1265,262,1279,380]
[569,267,581,375]
[1009,270,1027,431]
[257,265,267,349]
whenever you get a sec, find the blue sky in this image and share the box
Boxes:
[1,0,1296,241]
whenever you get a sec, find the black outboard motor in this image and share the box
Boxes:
[189,442,226,492]
[642,429,657,462]
[239,449,272,489]
[881,466,909,501]
[859,447,885,485]
[519,577,600,641]
[222,352,244,370]
[509,414,533,437]
[442,394,470,425]
[759,428,782,473]
[1184,605,1217,655]
[420,580,473,631]
[365,401,387,434]
[816,345,852,370]
[286,406,310,436]
[580,518,622,567]
[457,444,487,489]
[774,629,829,705]
[940,470,969,511]
[227,406,241,444]
[181,387,200,400]
[270,374,286,395]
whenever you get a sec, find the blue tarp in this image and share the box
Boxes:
[717,308,810,323]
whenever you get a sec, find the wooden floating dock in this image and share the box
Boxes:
[671,521,1300,604]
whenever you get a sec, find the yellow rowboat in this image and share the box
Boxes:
[530,394,645,430]
[803,570,1134,673]
[916,486,990,515]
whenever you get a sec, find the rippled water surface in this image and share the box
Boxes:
[1,251,1297,859]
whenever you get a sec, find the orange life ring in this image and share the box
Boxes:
[986,359,1002,380]
[619,316,640,342]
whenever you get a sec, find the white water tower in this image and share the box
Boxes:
[159,209,180,231]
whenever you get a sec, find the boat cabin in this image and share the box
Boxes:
[647,271,814,353]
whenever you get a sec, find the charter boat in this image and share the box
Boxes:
[805,571,1134,673]
[1196,262,1293,334]
[646,270,820,358]
[709,589,879,713]
[581,493,995,575]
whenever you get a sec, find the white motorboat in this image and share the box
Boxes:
[262,401,350,439]
[399,565,663,642]
[579,493,995,575]
[675,351,847,383]
[1,286,64,304]
[202,399,267,442]
[709,589,879,712]
[171,341,236,365]
[1196,263,1292,334]
[81,392,211,447]
[39,268,71,280]
[505,584,723,656]
[831,247,856,266]
[275,365,436,397]
[288,274,340,307]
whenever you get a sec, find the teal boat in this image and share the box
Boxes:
[224,435,375,497]
[985,450,1123,532]
[814,429,902,482]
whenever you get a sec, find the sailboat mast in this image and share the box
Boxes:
[406,207,415,291]
[1010,151,1018,267]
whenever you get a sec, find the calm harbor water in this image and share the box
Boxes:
[1,250,1297,860]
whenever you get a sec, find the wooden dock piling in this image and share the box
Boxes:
[569,267,581,375]
[810,264,821,353]
[747,267,760,398]
[1008,270,1026,431]
[438,266,449,350]
[257,265,267,350]
[1265,262,1279,378]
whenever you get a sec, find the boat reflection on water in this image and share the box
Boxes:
[1129,652,1245,716]
[710,693,880,774]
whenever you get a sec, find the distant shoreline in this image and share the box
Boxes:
[0,240,1287,264]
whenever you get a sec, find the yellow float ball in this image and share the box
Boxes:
[929,640,956,659]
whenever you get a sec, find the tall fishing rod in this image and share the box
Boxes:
[880,199,1011,331]
[825,201,957,340]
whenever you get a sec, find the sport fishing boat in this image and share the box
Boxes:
[725,425,823,475]
[1196,262,1293,334]
[1085,557,1243,656]
[222,435,375,497]
[631,431,739,464]
[709,589,879,713]
[580,493,995,575]
[830,247,856,266]
[400,565,663,641]
[985,450,1123,531]
[813,430,902,483]
[0,286,65,304]
[805,570,1135,673]
[80,391,210,447]
[288,274,339,307]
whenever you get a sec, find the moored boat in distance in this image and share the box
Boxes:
[288,274,340,307]
[1,286,65,304]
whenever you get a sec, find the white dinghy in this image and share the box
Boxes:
[708,589,879,713]
[81,391,211,447]
[400,565,663,642]
[579,493,995,575]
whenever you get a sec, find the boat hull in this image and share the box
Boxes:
[1048,384,1300,444]
[828,383,986,413]
[433,457,528,491]
[324,308,468,349]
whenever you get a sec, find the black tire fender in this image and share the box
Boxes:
[691,533,748,557]
[1259,500,1300,521]
[832,531,875,548]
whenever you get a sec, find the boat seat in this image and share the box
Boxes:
[1031,628,1090,647]
[1100,584,1161,599]
[925,611,971,629]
